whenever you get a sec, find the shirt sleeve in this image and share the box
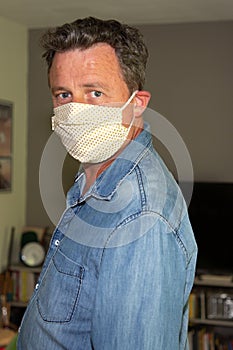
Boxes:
[91,213,197,350]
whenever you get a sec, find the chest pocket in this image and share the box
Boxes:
[37,248,84,323]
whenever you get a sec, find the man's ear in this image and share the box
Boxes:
[134,90,151,117]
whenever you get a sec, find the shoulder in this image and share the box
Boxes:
[126,145,196,256]
[131,143,186,230]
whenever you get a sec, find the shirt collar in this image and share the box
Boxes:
[68,122,153,204]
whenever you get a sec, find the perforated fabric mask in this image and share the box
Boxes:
[51,91,137,163]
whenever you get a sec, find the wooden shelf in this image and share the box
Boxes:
[194,276,233,288]
[8,301,28,308]
[190,317,233,327]
[9,264,42,273]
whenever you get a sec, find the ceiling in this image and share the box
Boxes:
[1,0,233,29]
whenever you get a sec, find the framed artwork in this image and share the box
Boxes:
[0,101,13,191]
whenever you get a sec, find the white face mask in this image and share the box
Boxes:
[51,91,137,163]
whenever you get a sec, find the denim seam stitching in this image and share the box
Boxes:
[134,165,147,210]
[103,210,178,251]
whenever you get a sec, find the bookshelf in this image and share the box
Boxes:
[8,265,41,303]
[0,226,48,331]
[188,274,233,349]
[4,265,41,328]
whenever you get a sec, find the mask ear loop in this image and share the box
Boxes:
[120,90,138,131]
[120,90,138,111]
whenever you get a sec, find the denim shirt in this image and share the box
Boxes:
[17,123,197,350]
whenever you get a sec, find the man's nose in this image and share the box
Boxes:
[72,93,86,104]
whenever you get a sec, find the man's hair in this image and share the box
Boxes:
[40,16,148,92]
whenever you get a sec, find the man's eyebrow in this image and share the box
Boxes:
[51,83,109,93]
[51,86,70,93]
[82,82,109,90]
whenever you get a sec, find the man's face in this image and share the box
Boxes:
[49,43,130,108]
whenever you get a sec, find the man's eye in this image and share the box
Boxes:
[91,91,102,98]
[58,92,71,99]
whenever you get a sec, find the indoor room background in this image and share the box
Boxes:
[0,15,232,272]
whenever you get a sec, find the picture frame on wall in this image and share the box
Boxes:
[0,100,13,191]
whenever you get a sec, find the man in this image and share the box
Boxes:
[18,17,197,349]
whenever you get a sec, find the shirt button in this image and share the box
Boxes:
[35,283,39,290]
[55,239,60,246]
